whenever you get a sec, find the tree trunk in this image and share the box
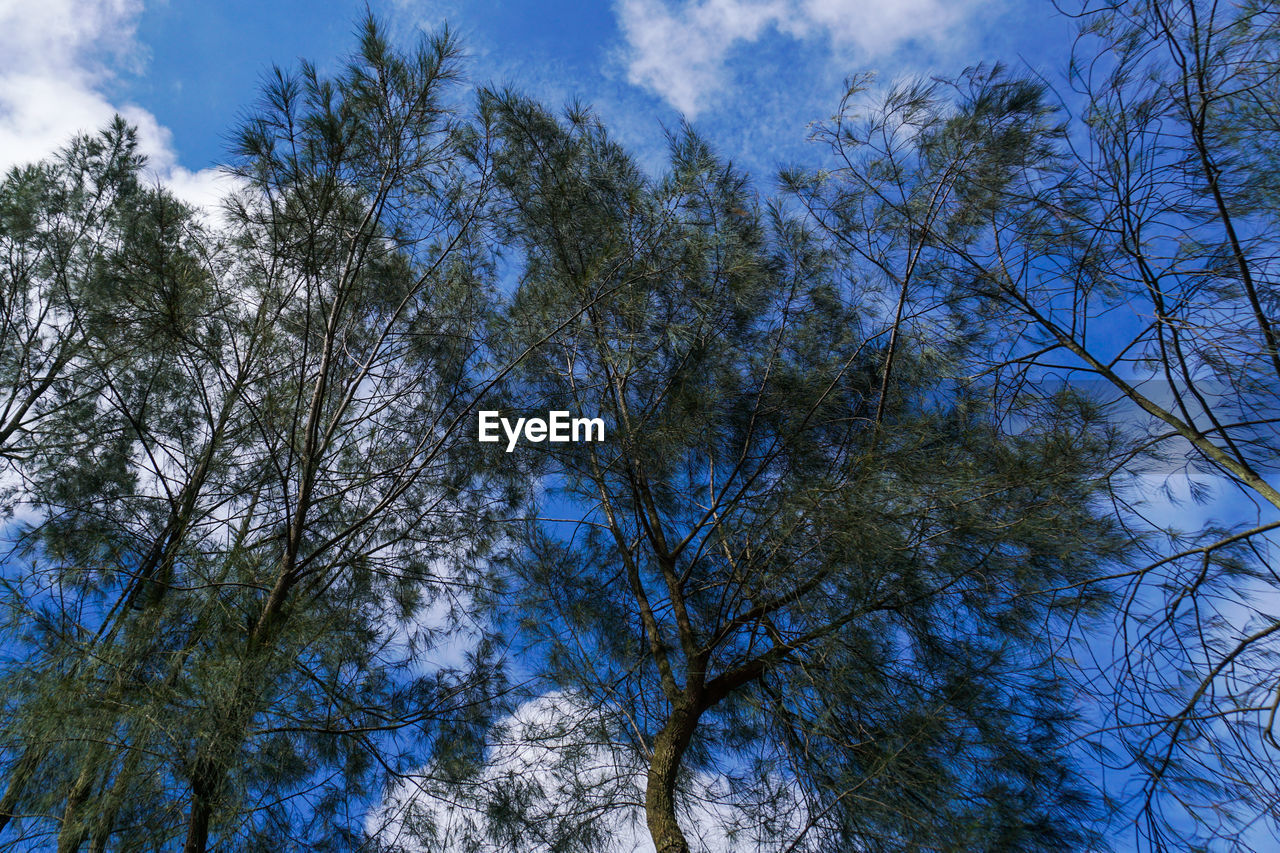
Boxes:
[645,699,701,853]
[0,747,39,836]
[181,647,267,853]
[56,759,96,853]
[182,763,215,853]
[89,736,144,853]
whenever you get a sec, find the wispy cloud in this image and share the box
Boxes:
[0,0,224,209]
[615,0,987,116]
[371,691,807,852]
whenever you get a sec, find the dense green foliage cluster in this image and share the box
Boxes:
[0,2,1277,851]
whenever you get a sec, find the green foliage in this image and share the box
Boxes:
[4,4,1276,851]
[792,2,1280,849]
[0,16,510,852]
[452,92,1129,852]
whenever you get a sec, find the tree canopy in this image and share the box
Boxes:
[1,3,1278,852]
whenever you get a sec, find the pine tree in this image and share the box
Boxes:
[10,4,1274,849]
[0,18,513,851]
[789,3,1280,845]
[401,92,1130,853]
[0,118,218,845]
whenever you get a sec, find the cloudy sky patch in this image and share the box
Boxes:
[615,0,985,115]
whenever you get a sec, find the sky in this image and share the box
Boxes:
[0,0,1081,201]
[7,1,1267,849]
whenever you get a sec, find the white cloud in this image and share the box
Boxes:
[0,0,225,211]
[615,0,984,116]
[616,0,786,117]
[370,692,808,852]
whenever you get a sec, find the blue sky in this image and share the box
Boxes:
[0,0,1080,200]
[2,3,1276,849]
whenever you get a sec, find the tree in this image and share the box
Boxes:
[0,117,153,472]
[0,18,514,851]
[0,118,222,845]
[12,4,1276,849]
[788,1,1280,847]
[399,93,1129,853]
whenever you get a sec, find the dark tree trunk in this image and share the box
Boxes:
[182,758,217,853]
[0,748,39,836]
[645,699,702,853]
